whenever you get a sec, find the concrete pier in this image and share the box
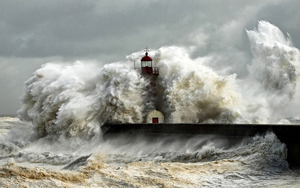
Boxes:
[102,123,300,166]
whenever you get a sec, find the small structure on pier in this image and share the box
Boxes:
[147,110,164,123]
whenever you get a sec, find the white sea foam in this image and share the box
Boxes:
[246,21,300,120]
[153,46,242,123]
[17,61,148,139]
[0,119,297,187]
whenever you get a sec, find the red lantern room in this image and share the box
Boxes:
[141,51,153,75]
[140,47,159,76]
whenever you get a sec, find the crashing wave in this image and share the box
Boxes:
[17,21,300,139]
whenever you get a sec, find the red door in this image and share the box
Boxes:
[152,117,159,124]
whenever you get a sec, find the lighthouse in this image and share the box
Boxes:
[138,47,164,123]
[140,48,159,76]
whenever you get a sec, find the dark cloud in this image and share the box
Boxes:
[0,0,280,59]
[255,0,300,47]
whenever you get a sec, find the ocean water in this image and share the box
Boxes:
[2,21,300,187]
[0,117,300,187]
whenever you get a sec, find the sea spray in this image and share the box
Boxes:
[155,46,242,123]
[18,61,147,139]
[127,46,244,123]
[100,132,288,169]
[246,21,300,116]
[17,21,300,140]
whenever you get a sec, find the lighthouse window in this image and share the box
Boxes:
[142,61,152,67]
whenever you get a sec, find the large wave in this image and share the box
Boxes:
[18,62,148,139]
[153,46,242,123]
[246,21,300,120]
[18,21,300,139]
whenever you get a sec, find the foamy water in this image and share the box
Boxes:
[1,21,300,187]
[0,117,299,187]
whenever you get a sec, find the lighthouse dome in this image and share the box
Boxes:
[141,52,152,61]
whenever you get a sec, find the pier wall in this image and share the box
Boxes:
[102,123,300,166]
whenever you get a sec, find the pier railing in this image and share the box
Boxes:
[152,67,159,75]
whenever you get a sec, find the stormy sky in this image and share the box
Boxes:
[1,0,300,115]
